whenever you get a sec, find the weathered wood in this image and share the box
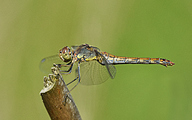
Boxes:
[40,65,81,120]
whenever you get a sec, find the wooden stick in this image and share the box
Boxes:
[40,65,81,120]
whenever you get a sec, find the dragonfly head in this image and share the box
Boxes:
[59,46,72,62]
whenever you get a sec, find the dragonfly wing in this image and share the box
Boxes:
[78,60,115,85]
[71,46,79,50]
[101,56,116,79]
[71,44,100,52]
[39,54,66,74]
[78,50,116,85]
[95,50,116,79]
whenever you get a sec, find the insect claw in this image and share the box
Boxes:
[62,94,68,106]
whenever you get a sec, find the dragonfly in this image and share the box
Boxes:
[40,44,175,91]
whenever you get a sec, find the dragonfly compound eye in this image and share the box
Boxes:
[59,46,71,62]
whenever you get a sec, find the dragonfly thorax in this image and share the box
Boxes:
[59,46,72,62]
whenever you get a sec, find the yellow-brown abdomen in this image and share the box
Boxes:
[100,52,175,67]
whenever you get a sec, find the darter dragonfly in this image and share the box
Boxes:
[40,44,175,91]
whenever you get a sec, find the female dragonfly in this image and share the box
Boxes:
[40,44,175,91]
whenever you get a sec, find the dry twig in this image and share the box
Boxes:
[40,65,81,120]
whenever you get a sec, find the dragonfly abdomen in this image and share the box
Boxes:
[101,52,175,67]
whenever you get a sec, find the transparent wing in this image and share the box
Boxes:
[95,50,116,79]
[78,60,116,85]
[71,46,79,50]
[39,54,66,74]
[71,45,100,51]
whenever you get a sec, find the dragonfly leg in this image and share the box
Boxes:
[66,75,78,86]
[62,62,81,106]
[60,63,74,75]
[56,61,72,68]
[67,62,81,90]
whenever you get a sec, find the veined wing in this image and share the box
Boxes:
[71,44,100,52]
[39,54,66,74]
[78,51,116,85]
[95,50,116,79]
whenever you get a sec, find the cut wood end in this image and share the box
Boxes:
[40,65,82,120]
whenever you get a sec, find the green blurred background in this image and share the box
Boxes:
[0,0,191,120]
